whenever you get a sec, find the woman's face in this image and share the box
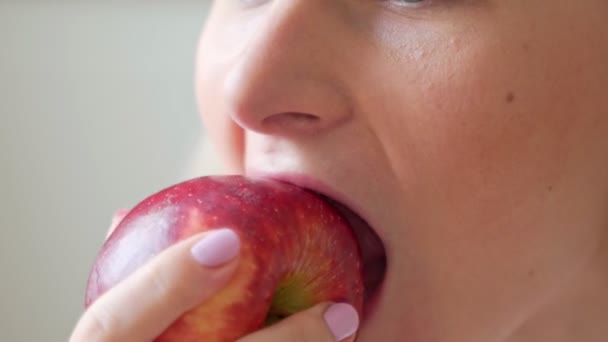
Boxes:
[196,1,608,341]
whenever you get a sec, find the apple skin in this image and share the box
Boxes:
[86,175,364,342]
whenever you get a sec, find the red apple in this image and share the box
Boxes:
[85,175,365,341]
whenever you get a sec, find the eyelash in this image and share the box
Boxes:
[384,0,432,8]
[235,0,433,6]
[231,0,435,12]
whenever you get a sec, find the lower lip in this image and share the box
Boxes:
[363,276,385,323]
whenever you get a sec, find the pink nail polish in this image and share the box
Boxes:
[107,209,130,238]
[191,229,240,267]
[324,303,359,341]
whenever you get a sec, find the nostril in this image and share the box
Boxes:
[261,112,322,133]
[263,112,320,124]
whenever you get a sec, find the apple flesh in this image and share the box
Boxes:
[86,175,364,341]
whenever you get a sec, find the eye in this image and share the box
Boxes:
[388,0,430,7]
[394,0,427,4]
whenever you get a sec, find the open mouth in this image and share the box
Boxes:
[253,172,388,320]
[317,194,387,320]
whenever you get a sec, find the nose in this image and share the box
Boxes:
[222,1,352,137]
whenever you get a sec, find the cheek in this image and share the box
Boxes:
[195,34,245,174]
[379,23,600,227]
[375,14,607,301]
[362,23,608,338]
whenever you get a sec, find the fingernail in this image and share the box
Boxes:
[324,303,359,341]
[190,229,240,267]
[107,209,130,238]
[110,209,129,223]
[113,208,130,218]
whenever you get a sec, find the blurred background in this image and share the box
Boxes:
[0,3,220,341]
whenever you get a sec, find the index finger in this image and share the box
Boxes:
[70,229,240,342]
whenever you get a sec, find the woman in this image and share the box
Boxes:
[72,1,608,341]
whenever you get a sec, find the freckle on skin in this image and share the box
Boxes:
[528,269,536,278]
[505,92,515,104]
[522,43,530,52]
[548,185,553,192]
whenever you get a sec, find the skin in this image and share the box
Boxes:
[196,0,608,341]
[72,0,608,341]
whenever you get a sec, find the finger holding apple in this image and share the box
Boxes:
[106,209,129,238]
[238,302,359,342]
[70,229,241,342]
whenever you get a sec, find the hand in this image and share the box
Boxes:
[237,302,359,342]
[70,212,359,342]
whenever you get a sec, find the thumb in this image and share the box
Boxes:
[238,302,359,342]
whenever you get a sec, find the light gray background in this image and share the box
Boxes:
[0,3,219,341]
